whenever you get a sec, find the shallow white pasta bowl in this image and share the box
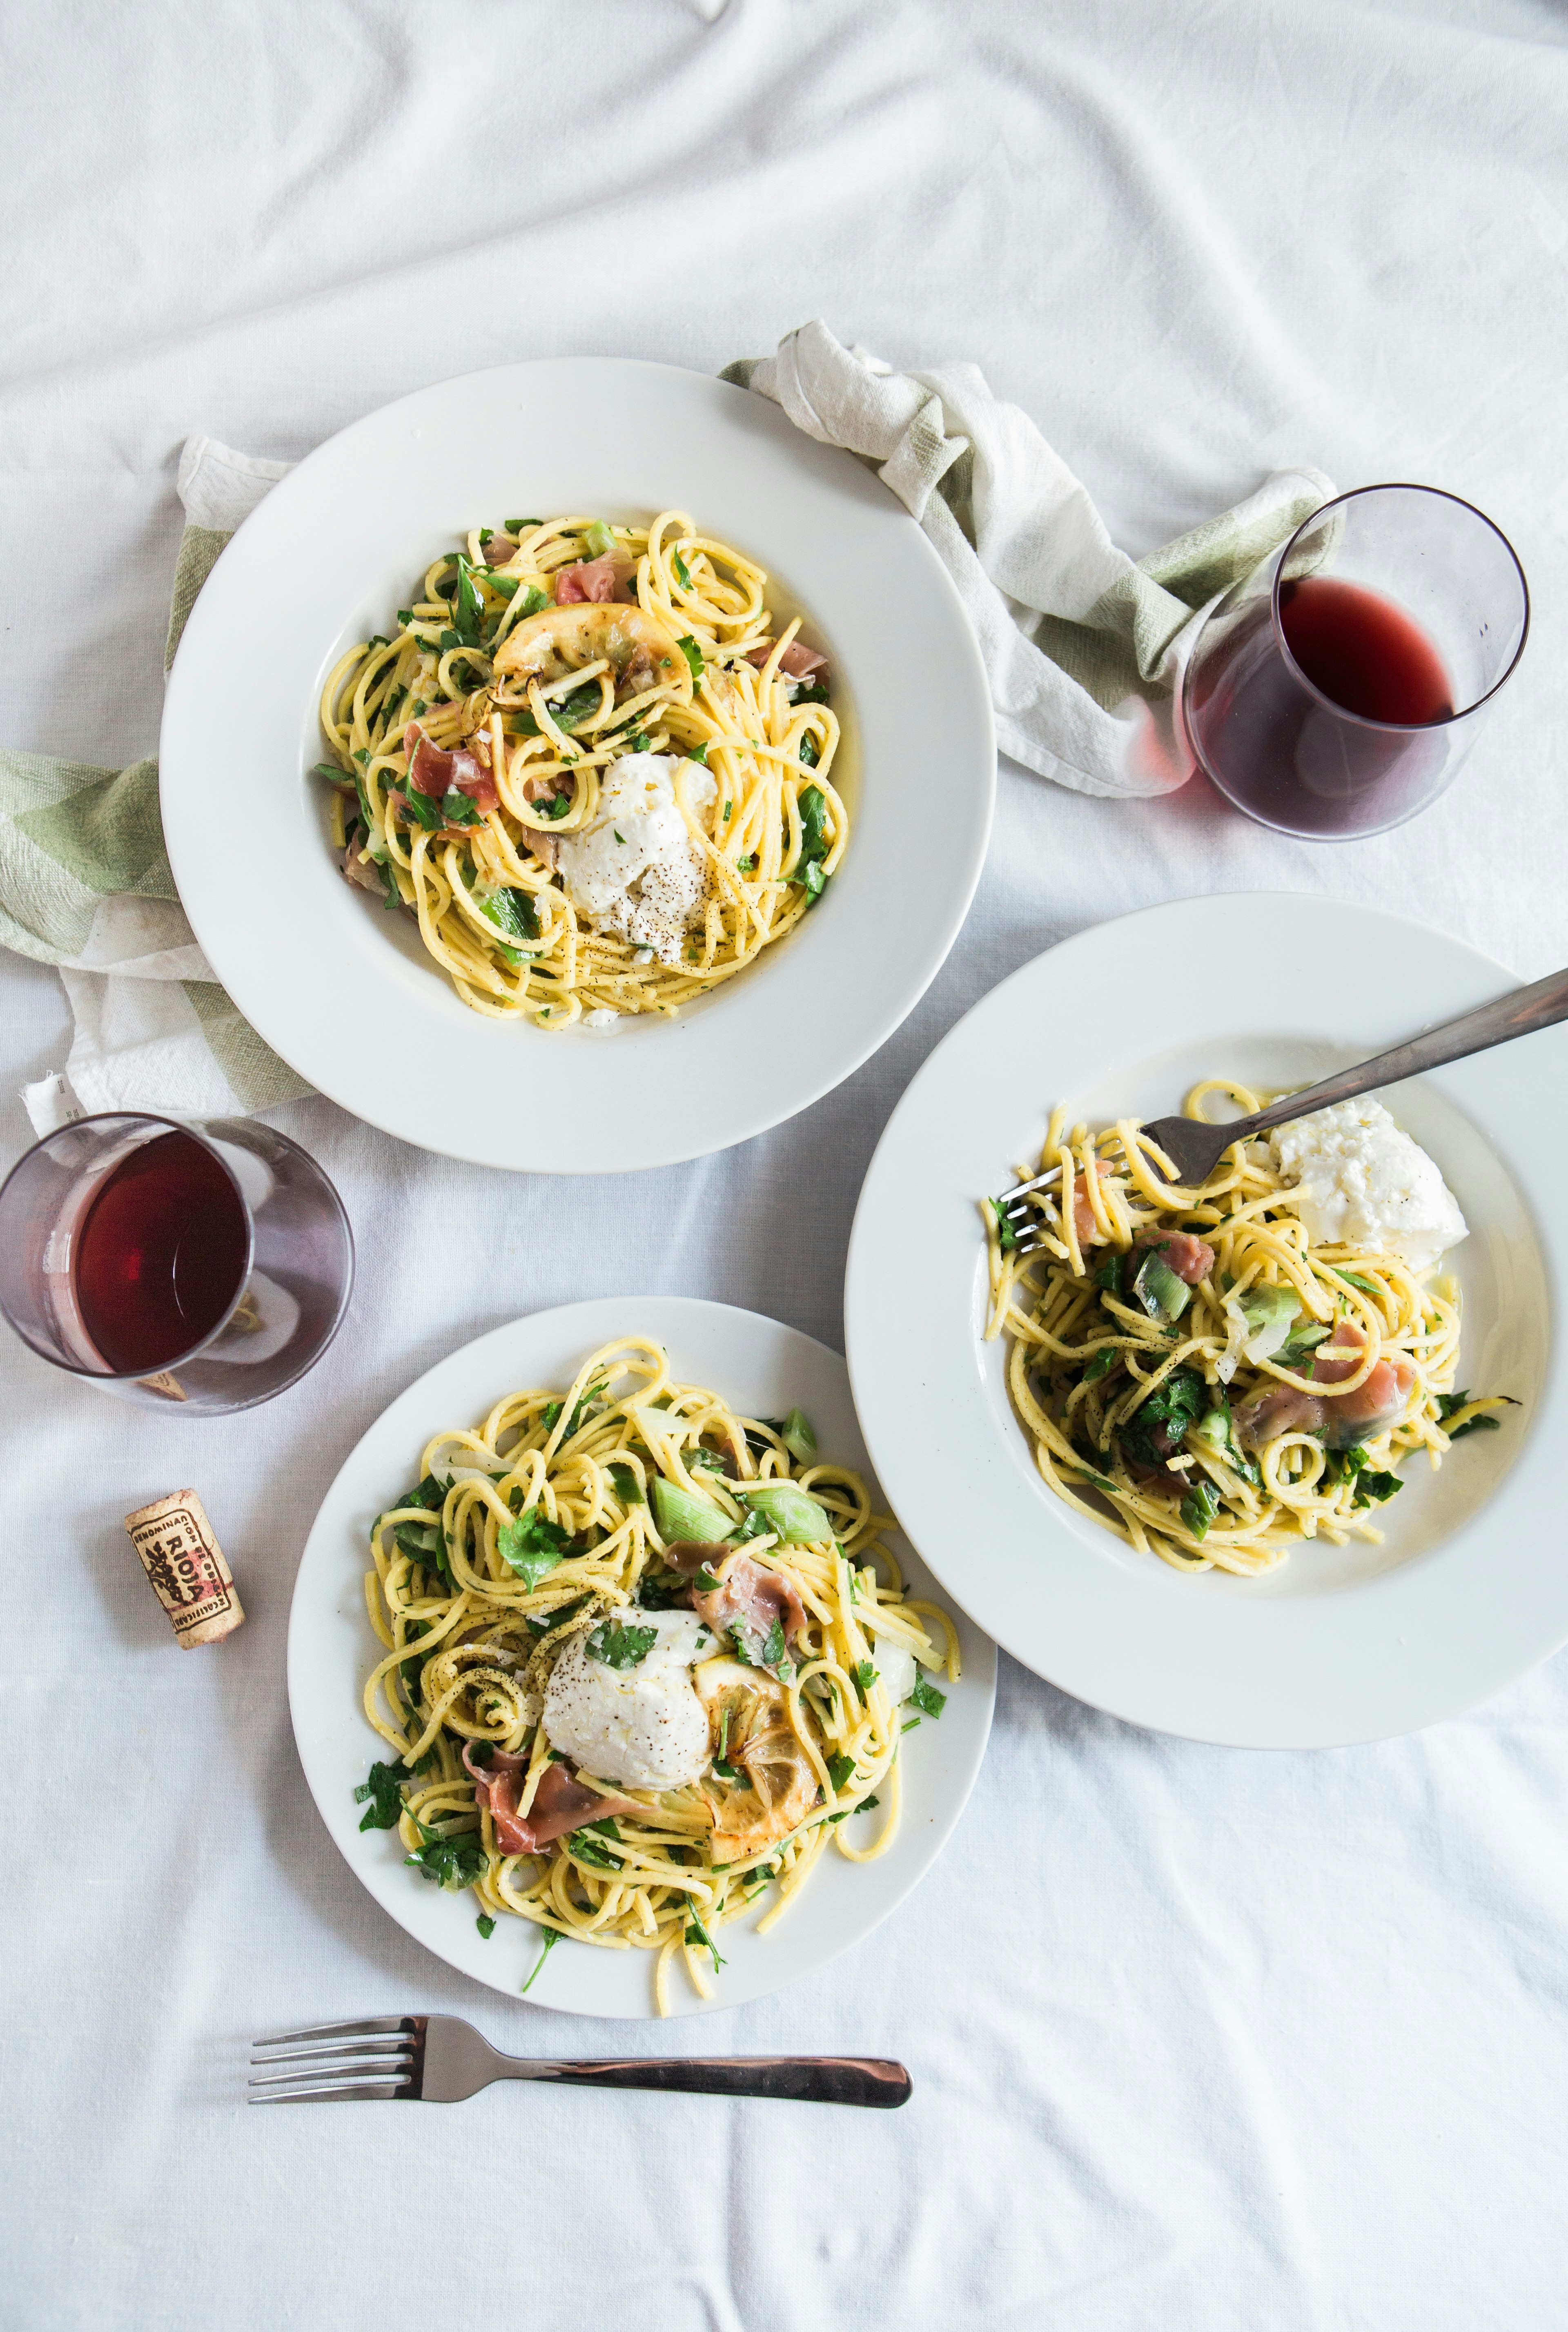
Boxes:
[287,1296,996,2018]
[844,893,1563,1749]
[160,360,994,1171]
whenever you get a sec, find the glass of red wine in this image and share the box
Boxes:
[0,1113,353,1413]
[1182,484,1528,839]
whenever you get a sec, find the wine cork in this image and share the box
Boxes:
[123,1490,245,1648]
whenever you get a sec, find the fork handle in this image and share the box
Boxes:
[508,2054,911,2107]
[1234,962,1568,1143]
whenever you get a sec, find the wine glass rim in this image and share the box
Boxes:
[0,1109,257,1382]
[1270,481,1531,731]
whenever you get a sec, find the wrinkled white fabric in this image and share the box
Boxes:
[735,320,1334,795]
[4,4,1568,2330]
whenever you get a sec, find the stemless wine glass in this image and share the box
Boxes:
[1181,483,1529,840]
[0,1113,353,1414]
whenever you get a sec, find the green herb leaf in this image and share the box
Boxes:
[1180,1479,1222,1541]
[354,1757,412,1831]
[608,1461,644,1504]
[1331,1270,1383,1296]
[909,1675,946,1719]
[399,783,443,832]
[520,1925,560,1993]
[671,547,693,590]
[853,1659,878,1694]
[568,1830,622,1871]
[737,854,758,873]
[452,553,484,648]
[496,1505,572,1589]
[479,885,541,948]
[989,1197,1020,1254]
[525,1593,592,1639]
[476,1913,496,1940]
[799,731,821,768]
[1082,1345,1120,1383]
[404,1816,488,1891]
[684,1909,726,1974]
[826,1752,857,1791]
[676,634,704,682]
[440,788,483,828]
[1353,1468,1405,1508]
[587,1620,658,1669]
[760,1616,788,1672]
[1093,1252,1127,1299]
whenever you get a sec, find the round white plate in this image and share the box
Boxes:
[161,360,993,1172]
[845,893,1561,1749]
[288,1296,996,2018]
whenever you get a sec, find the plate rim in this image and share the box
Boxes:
[844,889,1564,1749]
[286,1293,998,2019]
[160,356,996,1172]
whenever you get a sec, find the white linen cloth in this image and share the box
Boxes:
[5,5,1568,2330]
[726,320,1334,795]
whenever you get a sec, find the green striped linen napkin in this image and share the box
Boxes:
[6,438,308,1135]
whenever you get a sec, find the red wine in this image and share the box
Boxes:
[73,1130,249,1373]
[1278,577,1452,724]
[1187,576,1456,837]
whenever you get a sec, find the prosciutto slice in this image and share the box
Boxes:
[691,1552,807,1655]
[1234,1321,1417,1453]
[402,720,499,816]
[464,1745,634,1853]
[746,639,829,684]
[555,554,637,605]
[1134,1229,1216,1285]
[1071,1158,1113,1248]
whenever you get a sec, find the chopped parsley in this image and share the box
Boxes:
[684,1909,726,1974]
[790,784,831,906]
[675,634,704,683]
[671,546,693,590]
[989,1197,1020,1254]
[496,1505,572,1589]
[520,1925,560,1993]
[476,1913,496,1940]
[1180,1479,1222,1541]
[908,1675,947,1719]
[608,1461,644,1503]
[798,731,820,768]
[1437,1390,1515,1441]
[826,1752,857,1791]
[354,1757,412,1831]
[586,1619,658,1668]
[853,1659,878,1694]
[404,1817,488,1891]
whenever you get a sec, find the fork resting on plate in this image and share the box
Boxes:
[250,2014,911,2108]
[994,961,1568,1255]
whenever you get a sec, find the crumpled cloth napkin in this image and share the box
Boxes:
[4,332,1334,1133]
[6,438,305,1134]
[724,320,1334,798]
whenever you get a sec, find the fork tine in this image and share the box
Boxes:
[251,2034,412,2062]
[252,2016,417,2048]
[249,2056,415,2091]
[248,2080,412,2105]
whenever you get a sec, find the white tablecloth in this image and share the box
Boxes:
[7,4,1568,2325]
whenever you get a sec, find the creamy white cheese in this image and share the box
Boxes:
[543,1606,713,1789]
[1269,1097,1466,1272]
[555,756,716,966]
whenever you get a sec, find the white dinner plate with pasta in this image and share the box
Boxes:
[844,893,1563,1749]
[160,360,993,1171]
[287,1296,996,2017]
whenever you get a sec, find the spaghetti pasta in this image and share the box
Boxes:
[316,512,843,1027]
[356,1335,957,2012]
[985,1078,1512,1577]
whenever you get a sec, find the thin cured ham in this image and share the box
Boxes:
[1069,1159,1114,1247]
[555,554,637,605]
[746,639,829,684]
[463,1743,634,1853]
[1234,1321,1417,1453]
[1134,1229,1216,1285]
[403,720,499,816]
[689,1550,807,1655]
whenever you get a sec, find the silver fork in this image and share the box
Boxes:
[993,962,1568,1257]
[249,2015,912,2107]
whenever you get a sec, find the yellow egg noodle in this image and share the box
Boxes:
[984,1077,1512,1578]
[316,512,843,1027]
[359,1336,958,2014]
